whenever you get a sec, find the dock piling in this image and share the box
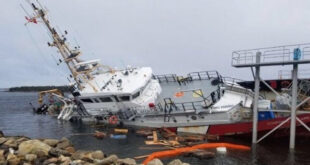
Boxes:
[252,52,261,143]
[290,64,298,149]
[232,43,310,149]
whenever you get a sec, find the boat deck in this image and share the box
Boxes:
[153,71,221,111]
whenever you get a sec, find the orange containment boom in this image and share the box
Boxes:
[142,143,250,165]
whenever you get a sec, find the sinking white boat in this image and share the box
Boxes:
[25,2,161,118]
[25,2,271,127]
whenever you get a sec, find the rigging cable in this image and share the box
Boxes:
[36,19,74,82]
[25,25,70,83]
[25,25,51,67]
[47,3,97,60]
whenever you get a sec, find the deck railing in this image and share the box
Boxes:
[187,71,220,80]
[153,71,221,83]
[232,43,310,66]
[126,76,253,116]
[278,69,310,80]
[221,76,256,99]
[152,74,178,83]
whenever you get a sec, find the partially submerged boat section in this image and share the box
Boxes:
[118,72,268,127]
[24,1,309,136]
[25,1,266,128]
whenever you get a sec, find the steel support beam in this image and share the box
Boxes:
[259,109,310,114]
[296,117,310,132]
[252,52,261,143]
[232,44,310,149]
[259,78,281,97]
[296,96,310,109]
[257,117,291,143]
[290,64,298,149]
[259,109,290,113]
[297,111,310,114]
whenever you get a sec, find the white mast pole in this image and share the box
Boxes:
[30,3,82,89]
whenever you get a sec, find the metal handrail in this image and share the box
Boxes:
[164,100,208,112]
[124,85,255,117]
[188,71,220,80]
[152,74,177,83]
[127,94,215,115]
[126,76,254,115]
[153,71,221,83]
[222,78,256,98]
[232,43,310,66]
[226,84,255,98]
[278,69,310,79]
[162,86,223,113]
[222,77,244,84]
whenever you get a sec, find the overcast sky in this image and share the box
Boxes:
[1,0,310,88]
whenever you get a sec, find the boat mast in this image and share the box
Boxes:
[29,3,98,92]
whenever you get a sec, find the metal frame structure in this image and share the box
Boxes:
[232,43,310,149]
[278,69,310,79]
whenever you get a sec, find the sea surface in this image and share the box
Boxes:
[0,92,309,165]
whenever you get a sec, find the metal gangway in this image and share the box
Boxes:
[232,43,310,149]
[232,43,310,67]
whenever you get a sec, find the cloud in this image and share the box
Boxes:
[1,0,310,87]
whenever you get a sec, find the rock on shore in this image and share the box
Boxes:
[0,131,190,165]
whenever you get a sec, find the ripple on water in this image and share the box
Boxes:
[0,92,310,164]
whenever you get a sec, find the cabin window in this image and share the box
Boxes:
[99,97,113,102]
[119,95,130,101]
[114,96,119,102]
[93,98,100,103]
[81,98,93,103]
[132,91,140,99]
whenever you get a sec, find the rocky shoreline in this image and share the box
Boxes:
[0,131,189,165]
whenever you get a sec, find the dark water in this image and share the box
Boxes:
[0,92,309,165]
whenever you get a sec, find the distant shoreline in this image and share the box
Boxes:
[8,86,71,92]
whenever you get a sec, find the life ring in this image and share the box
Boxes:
[109,115,118,125]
